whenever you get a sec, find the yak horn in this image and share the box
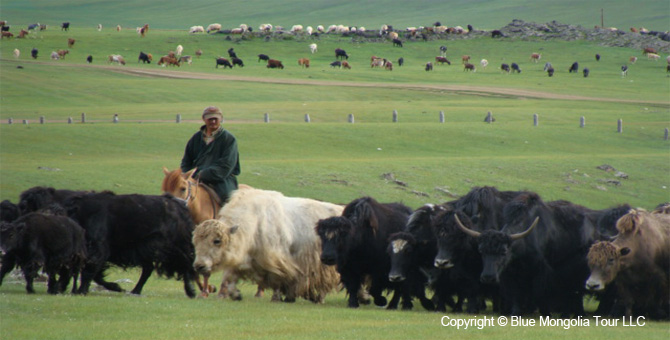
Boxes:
[509,217,540,241]
[454,214,481,238]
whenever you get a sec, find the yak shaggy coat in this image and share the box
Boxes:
[193,188,342,303]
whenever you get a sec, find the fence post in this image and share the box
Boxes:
[439,111,444,123]
[40,116,45,124]
[617,119,623,133]
[8,118,12,124]
[68,117,73,124]
[533,113,538,126]
[264,113,270,123]
[486,111,493,123]
[665,128,669,141]
[304,114,310,123]
[580,116,585,128]
[81,113,86,123]
[392,110,398,123]
[23,120,28,125]
[348,114,355,124]
[113,114,119,123]
[176,114,182,123]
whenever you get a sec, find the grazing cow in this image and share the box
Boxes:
[116,25,122,31]
[530,53,541,62]
[231,57,244,67]
[1,31,13,38]
[371,58,386,68]
[455,193,612,317]
[501,63,510,73]
[583,68,590,77]
[425,62,433,71]
[547,66,555,77]
[86,55,93,63]
[12,48,19,59]
[108,54,126,65]
[267,59,284,69]
[491,30,503,38]
[392,38,403,47]
[480,59,488,68]
[67,38,75,48]
[586,209,670,318]
[1,200,20,223]
[511,63,521,73]
[463,63,475,72]
[316,197,413,309]
[341,61,351,69]
[31,48,38,59]
[65,191,199,297]
[397,57,404,67]
[0,211,87,294]
[330,61,342,68]
[50,51,60,60]
[189,26,205,34]
[61,22,70,31]
[435,56,451,65]
[643,47,657,55]
[57,49,69,59]
[621,65,628,77]
[206,23,221,33]
[298,58,310,68]
[138,51,152,64]
[257,54,270,63]
[193,188,342,302]
[461,55,470,64]
[629,56,638,64]
[195,49,202,58]
[179,55,193,65]
[569,62,579,73]
[335,48,349,60]
[385,61,393,71]
[215,57,232,69]
[158,55,180,67]
[175,45,183,56]
[647,53,660,61]
[18,29,28,38]
[595,53,601,61]
[309,43,317,54]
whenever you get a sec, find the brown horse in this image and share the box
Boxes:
[162,167,221,224]
[161,167,258,298]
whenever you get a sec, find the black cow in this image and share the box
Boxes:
[397,57,404,67]
[138,51,152,64]
[501,63,510,73]
[547,67,555,77]
[569,62,579,73]
[316,197,412,309]
[0,211,86,294]
[595,54,601,61]
[232,57,244,67]
[31,48,38,59]
[330,61,341,68]
[64,191,198,298]
[491,30,503,38]
[439,45,447,55]
[455,193,605,317]
[392,38,403,47]
[215,57,233,69]
[335,48,349,60]
[511,63,521,73]
[621,65,628,77]
[227,47,237,59]
[61,22,70,31]
[257,54,269,62]
[425,62,433,71]
[18,186,85,215]
[583,68,590,77]
[1,200,20,222]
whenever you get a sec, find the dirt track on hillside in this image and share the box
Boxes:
[5,59,670,106]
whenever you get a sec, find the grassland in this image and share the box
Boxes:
[0,4,669,339]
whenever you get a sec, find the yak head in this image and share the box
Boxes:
[192,219,237,275]
[387,232,417,282]
[585,241,623,292]
[454,214,539,284]
[315,216,352,266]
[433,210,473,269]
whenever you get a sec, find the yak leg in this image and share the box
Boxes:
[0,253,17,287]
[130,263,154,295]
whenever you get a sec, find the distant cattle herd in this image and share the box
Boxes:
[1,183,669,320]
[2,20,669,75]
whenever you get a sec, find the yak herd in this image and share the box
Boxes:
[1,183,668,320]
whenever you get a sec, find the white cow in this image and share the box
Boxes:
[206,23,221,33]
[175,44,183,56]
[189,26,205,33]
[13,48,19,59]
[309,43,317,54]
[193,187,342,303]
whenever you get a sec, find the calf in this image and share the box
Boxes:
[595,53,601,61]
[392,38,403,47]
[231,57,244,67]
[31,48,38,59]
[435,56,451,65]
[463,63,475,72]
[298,58,310,68]
[267,59,284,69]
[86,55,93,63]
[547,66,555,77]
[158,56,179,67]
[138,52,152,64]
[316,197,413,309]
[568,62,579,73]
[397,57,404,67]
[341,61,351,69]
[583,68,590,77]
[67,38,75,48]
[425,62,433,71]
[461,55,470,64]
[0,211,86,294]
[530,53,541,62]
[501,63,510,73]
[1,31,13,38]
[257,54,270,62]
[330,61,341,68]
[511,63,521,73]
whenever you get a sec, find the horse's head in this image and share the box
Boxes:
[161,167,197,200]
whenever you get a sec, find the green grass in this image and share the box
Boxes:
[0,5,669,339]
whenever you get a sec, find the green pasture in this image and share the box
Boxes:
[1,9,670,340]
[2,0,669,31]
